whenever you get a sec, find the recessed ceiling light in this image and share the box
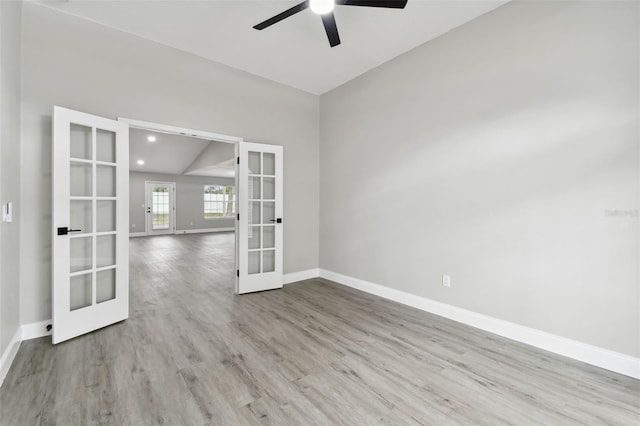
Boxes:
[137,160,145,165]
[147,135,157,142]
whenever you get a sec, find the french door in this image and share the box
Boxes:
[52,106,129,344]
[145,181,176,235]
[236,142,283,294]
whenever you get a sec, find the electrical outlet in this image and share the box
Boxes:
[442,274,451,287]
[132,223,136,228]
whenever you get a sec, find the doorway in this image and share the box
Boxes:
[145,181,176,235]
[52,107,286,344]
[128,122,238,237]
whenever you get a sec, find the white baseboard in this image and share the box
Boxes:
[175,227,235,235]
[129,232,147,238]
[1,320,52,387]
[21,320,52,341]
[0,327,22,388]
[319,269,640,379]
[283,268,320,285]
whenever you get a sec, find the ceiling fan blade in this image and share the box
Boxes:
[321,12,341,47]
[337,0,408,8]
[253,1,309,30]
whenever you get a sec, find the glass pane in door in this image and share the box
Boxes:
[249,177,261,200]
[96,201,116,232]
[97,165,116,197]
[248,151,261,174]
[96,269,116,303]
[70,273,92,311]
[70,163,92,197]
[70,124,92,160]
[96,129,116,163]
[263,153,275,176]
[248,251,260,275]
[248,226,261,249]
[152,186,170,230]
[263,202,275,224]
[70,237,93,273]
[96,235,116,268]
[250,201,261,225]
[263,178,275,200]
[263,226,275,249]
[263,250,275,273]
[70,200,92,234]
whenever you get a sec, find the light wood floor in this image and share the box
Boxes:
[1,233,639,425]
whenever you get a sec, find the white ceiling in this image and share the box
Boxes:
[129,128,236,177]
[41,0,508,95]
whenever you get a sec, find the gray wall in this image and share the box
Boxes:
[320,1,639,357]
[20,3,320,324]
[0,0,22,358]
[130,172,235,233]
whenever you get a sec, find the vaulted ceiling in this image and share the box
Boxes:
[41,0,508,94]
[129,128,235,177]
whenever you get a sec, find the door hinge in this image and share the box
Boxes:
[237,213,239,220]
[236,269,239,277]
[237,157,240,165]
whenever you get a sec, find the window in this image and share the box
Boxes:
[204,184,235,219]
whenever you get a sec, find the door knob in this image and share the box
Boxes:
[57,227,82,236]
[269,218,283,223]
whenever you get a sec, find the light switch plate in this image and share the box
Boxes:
[2,202,12,223]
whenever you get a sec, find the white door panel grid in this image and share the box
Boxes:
[52,106,129,344]
[237,142,283,294]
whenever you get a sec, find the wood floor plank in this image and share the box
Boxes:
[1,232,638,425]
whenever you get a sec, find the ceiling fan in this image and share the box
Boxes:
[253,0,408,48]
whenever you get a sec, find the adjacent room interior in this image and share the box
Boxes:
[0,0,638,424]
[128,128,236,237]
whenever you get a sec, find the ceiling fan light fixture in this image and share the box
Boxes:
[253,0,408,47]
[310,0,335,15]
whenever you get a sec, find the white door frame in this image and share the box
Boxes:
[118,116,243,247]
[145,181,176,235]
[118,118,242,145]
